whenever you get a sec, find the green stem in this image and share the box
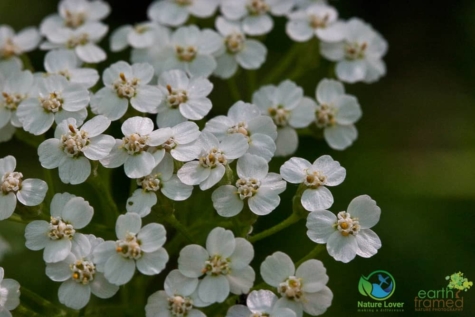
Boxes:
[295,244,325,267]
[88,165,120,226]
[19,54,35,72]
[227,77,242,102]
[165,214,194,243]
[14,304,43,317]
[246,70,257,100]
[21,286,68,316]
[248,213,300,243]
[42,167,55,205]
[261,44,302,85]
[7,214,28,225]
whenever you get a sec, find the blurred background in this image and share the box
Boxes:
[1,0,474,316]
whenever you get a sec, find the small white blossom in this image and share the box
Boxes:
[280,155,345,211]
[38,116,115,185]
[24,193,93,263]
[286,4,345,43]
[17,75,89,135]
[221,0,295,36]
[320,18,388,83]
[314,79,362,150]
[43,49,99,88]
[145,269,210,317]
[100,117,173,179]
[253,80,316,156]
[45,235,119,310]
[148,0,219,27]
[306,195,382,263]
[110,22,166,52]
[156,69,213,127]
[0,267,20,317]
[260,252,332,317]
[127,156,193,217]
[204,101,277,161]
[0,123,15,143]
[130,28,173,76]
[40,22,108,63]
[91,61,162,121]
[0,70,34,130]
[214,17,267,79]
[93,213,169,285]
[0,25,41,63]
[212,154,286,217]
[41,0,110,36]
[0,155,48,220]
[0,58,22,79]
[178,227,255,303]
[227,290,297,317]
[177,132,249,190]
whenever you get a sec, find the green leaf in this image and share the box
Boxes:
[358,275,372,297]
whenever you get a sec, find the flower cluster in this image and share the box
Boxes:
[0,0,388,315]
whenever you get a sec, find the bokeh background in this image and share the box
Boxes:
[1,0,474,316]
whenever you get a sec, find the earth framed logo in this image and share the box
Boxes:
[358,270,396,300]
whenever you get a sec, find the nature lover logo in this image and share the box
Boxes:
[359,270,395,300]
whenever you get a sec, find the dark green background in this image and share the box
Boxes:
[0,0,474,316]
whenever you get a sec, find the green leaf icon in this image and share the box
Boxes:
[358,275,373,297]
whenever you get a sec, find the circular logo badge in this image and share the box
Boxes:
[358,270,396,301]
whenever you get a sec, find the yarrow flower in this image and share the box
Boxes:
[204,101,277,162]
[260,252,333,317]
[177,132,249,190]
[0,70,34,130]
[91,61,162,121]
[25,193,94,263]
[93,213,169,285]
[0,155,48,220]
[280,155,345,211]
[145,269,210,317]
[226,289,297,317]
[314,79,362,150]
[148,0,219,27]
[320,18,388,83]
[0,25,41,65]
[212,153,286,217]
[306,195,382,263]
[178,227,255,303]
[0,267,20,317]
[45,235,119,310]
[253,80,316,156]
[110,22,166,52]
[38,116,115,185]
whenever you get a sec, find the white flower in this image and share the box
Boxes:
[45,235,119,310]
[160,25,223,77]
[126,156,193,217]
[38,116,115,185]
[130,28,172,76]
[17,75,89,135]
[306,195,382,263]
[40,22,108,63]
[314,79,362,150]
[280,155,345,211]
[320,18,388,83]
[0,123,15,143]
[212,154,286,217]
[156,69,213,127]
[0,58,22,78]
[260,252,332,317]
[177,132,249,190]
[204,101,277,162]
[145,269,210,317]
[93,213,169,285]
[178,227,255,303]
[0,25,41,62]
[43,49,99,89]
[0,267,20,317]
[221,0,295,36]
[24,192,93,263]
[214,17,267,79]
[294,0,327,9]
[148,0,219,27]
[0,155,48,220]
[100,117,172,179]
[286,4,345,43]
[41,0,110,35]
[253,80,316,156]
[0,70,34,130]
[227,290,297,317]
[110,22,166,52]
[91,61,162,121]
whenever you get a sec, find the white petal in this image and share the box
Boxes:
[288,97,316,128]
[62,196,93,229]
[275,127,298,157]
[24,220,49,250]
[81,115,111,137]
[198,29,224,55]
[221,0,247,20]
[138,223,167,252]
[17,99,54,135]
[198,274,229,303]
[229,238,253,270]
[214,53,238,79]
[324,124,357,150]
[301,186,333,212]
[355,229,381,258]
[275,80,303,110]
[0,193,16,220]
[268,0,294,15]
[227,266,255,294]
[58,279,91,310]
[76,43,106,63]
[312,155,346,186]
[148,127,173,147]
[320,42,345,61]
[44,239,72,263]
[132,62,155,82]
[83,135,116,161]
[110,25,133,52]
[177,161,210,186]
[347,195,381,229]
[104,254,135,285]
[295,260,328,293]
[334,95,362,125]
[248,134,276,162]
[164,269,199,297]
[206,227,235,257]
[211,185,243,217]
[92,241,116,272]
[116,213,142,239]
[236,40,267,69]
[100,140,128,168]
[301,286,333,316]
[16,179,47,206]
[306,210,336,244]
[91,87,128,121]
[280,157,310,183]
[124,152,156,178]
[186,54,216,77]
[0,156,16,174]
[136,248,169,275]
[58,156,91,185]
[46,254,75,281]
[61,84,90,112]
[199,164,225,190]
[188,77,213,99]
[90,273,119,299]
[178,245,208,278]
[156,108,187,128]
[148,1,189,26]
[71,233,92,258]
[327,231,357,263]
[237,153,268,179]
[227,305,251,317]
[122,116,154,135]
[50,192,75,217]
[220,134,249,159]
[247,289,277,312]
[131,86,162,113]
[243,15,273,36]
[260,252,295,287]
[248,189,280,216]
[336,60,367,83]
[13,27,41,52]
[286,19,314,42]
[161,176,193,201]
[126,190,157,217]
[188,0,218,17]
[260,173,286,194]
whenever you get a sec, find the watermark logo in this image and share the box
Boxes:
[414,272,472,312]
[358,270,396,300]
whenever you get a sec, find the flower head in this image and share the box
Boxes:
[0,70,34,130]
[227,289,297,317]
